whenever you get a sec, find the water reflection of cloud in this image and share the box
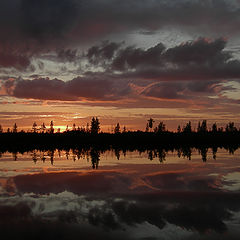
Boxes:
[0,148,240,239]
[0,191,240,239]
[9,163,240,196]
[222,172,240,191]
[13,171,132,195]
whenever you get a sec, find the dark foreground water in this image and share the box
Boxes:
[0,147,240,240]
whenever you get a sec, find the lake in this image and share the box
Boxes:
[0,147,240,239]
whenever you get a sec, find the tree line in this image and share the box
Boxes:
[0,117,239,134]
[0,117,101,134]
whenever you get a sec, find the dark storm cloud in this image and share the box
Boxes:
[1,0,240,52]
[1,0,240,71]
[111,43,165,71]
[1,38,239,103]
[107,38,240,81]
[0,52,31,70]
[2,76,131,101]
[164,38,230,65]
[87,41,123,66]
[141,80,229,100]
[20,0,79,39]
[77,0,240,38]
[86,38,240,81]
[0,0,79,42]
[57,49,78,62]
[84,38,240,84]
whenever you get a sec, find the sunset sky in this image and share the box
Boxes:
[1,0,240,131]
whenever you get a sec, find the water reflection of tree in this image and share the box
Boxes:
[148,150,154,161]
[226,145,239,155]
[12,152,18,161]
[198,147,208,162]
[58,149,61,158]
[147,149,157,161]
[2,144,240,167]
[41,151,46,162]
[158,149,166,163]
[90,148,100,169]
[47,150,54,165]
[65,150,70,160]
[212,146,218,160]
[181,146,192,160]
[123,149,126,157]
[147,149,166,162]
[72,149,76,162]
[114,149,120,160]
[32,150,37,163]
[75,149,81,160]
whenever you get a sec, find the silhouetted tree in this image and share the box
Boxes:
[86,123,90,133]
[114,123,120,134]
[49,121,54,134]
[197,121,200,132]
[91,117,100,134]
[145,123,149,132]
[13,123,17,133]
[218,127,224,132]
[225,122,237,132]
[183,121,192,133]
[148,118,154,132]
[72,123,76,131]
[212,123,217,133]
[32,122,37,133]
[41,123,46,133]
[66,125,69,132]
[197,120,207,133]
[155,122,166,133]
[0,125,2,133]
[123,126,127,133]
[7,128,10,133]
[177,125,181,133]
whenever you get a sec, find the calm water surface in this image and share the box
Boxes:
[0,148,240,239]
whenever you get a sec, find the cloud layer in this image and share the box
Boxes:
[1,0,240,43]
[1,0,240,70]
[1,0,240,125]
[0,38,239,107]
